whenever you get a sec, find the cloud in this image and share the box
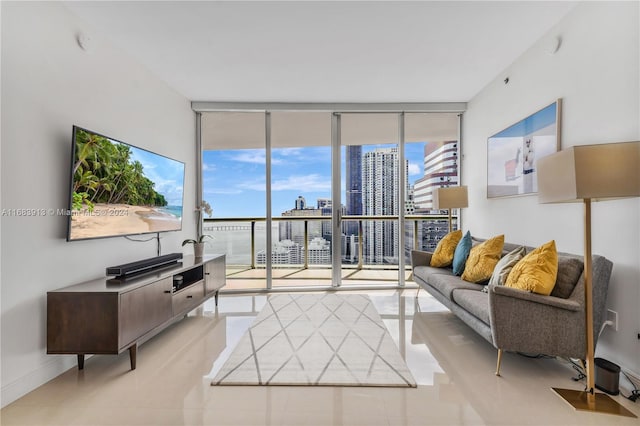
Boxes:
[231,150,282,165]
[272,174,331,191]
[150,176,184,206]
[207,188,242,195]
[273,147,303,157]
[232,151,266,164]
[408,162,422,176]
[236,174,331,192]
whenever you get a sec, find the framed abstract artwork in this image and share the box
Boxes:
[487,99,562,198]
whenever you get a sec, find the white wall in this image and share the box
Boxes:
[1,2,196,406]
[463,1,639,380]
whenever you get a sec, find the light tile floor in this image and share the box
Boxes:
[2,289,639,425]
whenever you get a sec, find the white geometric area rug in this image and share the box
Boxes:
[211,293,416,387]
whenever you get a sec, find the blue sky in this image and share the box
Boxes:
[129,145,185,207]
[202,142,428,218]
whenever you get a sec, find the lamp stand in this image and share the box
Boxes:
[447,209,453,233]
[552,199,636,417]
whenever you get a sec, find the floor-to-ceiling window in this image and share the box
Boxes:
[339,113,403,286]
[198,105,462,291]
[201,112,268,290]
[405,112,462,258]
[269,112,333,287]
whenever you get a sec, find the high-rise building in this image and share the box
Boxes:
[295,195,306,210]
[410,140,460,254]
[306,237,331,265]
[257,239,302,265]
[257,237,331,266]
[280,207,322,245]
[341,234,359,264]
[413,141,459,209]
[279,197,332,246]
[343,146,362,263]
[361,147,408,264]
[345,145,362,216]
[316,198,331,209]
[316,198,333,242]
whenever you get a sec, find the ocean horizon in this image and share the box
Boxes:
[157,205,182,219]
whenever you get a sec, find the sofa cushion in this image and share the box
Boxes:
[430,230,462,267]
[506,240,558,296]
[452,289,490,325]
[427,273,484,299]
[487,246,526,288]
[413,265,455,285]
[452,231,472,276]
[462,234,505,283]
[551,256,584,299]
[502,241,532,255]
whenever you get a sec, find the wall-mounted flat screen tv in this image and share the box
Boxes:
[67,126,185,241]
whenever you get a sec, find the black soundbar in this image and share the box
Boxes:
[106,253,183,280]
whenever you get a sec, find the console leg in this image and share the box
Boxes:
[496,349,503,376]
[129,344,137,370]
[77,354,85,370]
[215,291,219,306]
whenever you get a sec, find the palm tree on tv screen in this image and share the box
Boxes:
[72,129,167,211]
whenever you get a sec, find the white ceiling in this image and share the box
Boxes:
[64,1,578,103]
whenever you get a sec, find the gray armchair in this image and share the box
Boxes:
[489,255,612,373]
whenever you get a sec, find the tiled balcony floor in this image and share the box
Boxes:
[225,266,414,290]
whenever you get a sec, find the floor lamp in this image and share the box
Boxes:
[537,141,639,417]
[432,186,468,233]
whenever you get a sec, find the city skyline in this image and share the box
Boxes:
[202,142,427,218]
[204,140,460,265]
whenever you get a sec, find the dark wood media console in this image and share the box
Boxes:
[47,254,225,370]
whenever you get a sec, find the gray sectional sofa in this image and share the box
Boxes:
[410,238,613,375]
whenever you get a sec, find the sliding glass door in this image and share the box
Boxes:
[270,112,333,287]
[338,113,403,286]
[200,108,461,290]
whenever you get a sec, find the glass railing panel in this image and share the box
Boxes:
[206,215,457,290]
[270,218,332,288]
[340,217,400,287]
[203,218,267,290]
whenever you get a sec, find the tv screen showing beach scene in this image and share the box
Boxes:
[67,126,185,241]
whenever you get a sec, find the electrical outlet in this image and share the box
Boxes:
[606,309,618,331]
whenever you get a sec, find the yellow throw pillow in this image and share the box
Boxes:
[430,230,463,267]
[505,240,558,295]
[461,235,505,283]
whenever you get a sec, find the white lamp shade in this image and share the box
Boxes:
[537,141,640,203]
[432,186,468,209]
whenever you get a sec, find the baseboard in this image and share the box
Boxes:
[1,355,77,408]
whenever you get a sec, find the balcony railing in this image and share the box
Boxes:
[202,214,457,274]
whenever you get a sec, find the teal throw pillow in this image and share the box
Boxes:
[452,231,472,276]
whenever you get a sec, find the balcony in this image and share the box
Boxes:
[202,215,457,291]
